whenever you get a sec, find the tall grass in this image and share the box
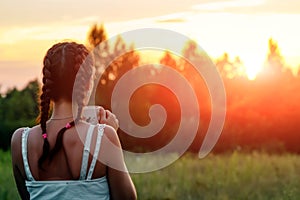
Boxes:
[131,151,300,200]
[1,150,300,200]
[0,150,19,200]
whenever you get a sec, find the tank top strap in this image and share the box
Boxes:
[79,124,95,180]
[86,124,105,180]
[21,127,35,181]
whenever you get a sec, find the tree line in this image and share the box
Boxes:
[0,24,299,154]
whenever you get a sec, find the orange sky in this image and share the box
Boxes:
[1,0,300,93]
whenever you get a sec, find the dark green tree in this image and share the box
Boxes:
[0,79,40,150]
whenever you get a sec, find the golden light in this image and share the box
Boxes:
[242,56,264,80]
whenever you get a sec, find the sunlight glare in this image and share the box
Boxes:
[243,57,264,80]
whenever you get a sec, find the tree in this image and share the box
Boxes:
[263,38,285,76]
[215,53,246,79]
[160,51,177,69]
[87,23,107,49]
[0,79,40,150]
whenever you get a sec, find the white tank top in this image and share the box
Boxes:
[22,124,110,200]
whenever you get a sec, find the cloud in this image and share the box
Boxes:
[156,18,186,23]
[0,16,99,45]
[2,0,300,30]
[155,12,189,23]
[192,0,300,14]
[192,0,264,11]
[0,0,202,27]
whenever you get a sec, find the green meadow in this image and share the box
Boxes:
[1,150,300,200]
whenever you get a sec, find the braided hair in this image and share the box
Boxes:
[38,42,94,168]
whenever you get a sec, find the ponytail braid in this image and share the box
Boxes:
[48,121,75,161]
[38,53,55,169]
[74,44,94,123]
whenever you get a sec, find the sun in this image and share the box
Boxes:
[242,56,264,80]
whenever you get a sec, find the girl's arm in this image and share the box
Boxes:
[101,126,137,200]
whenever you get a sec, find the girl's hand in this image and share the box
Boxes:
[98,107,119,131]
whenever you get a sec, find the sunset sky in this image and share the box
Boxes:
[1,0,300,93]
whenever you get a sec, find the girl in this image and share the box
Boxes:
[11,42,137,200]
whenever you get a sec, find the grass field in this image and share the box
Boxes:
[1,150,300,200]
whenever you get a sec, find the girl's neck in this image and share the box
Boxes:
[51,100,74,120]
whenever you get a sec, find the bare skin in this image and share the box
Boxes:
[11,100,137,200]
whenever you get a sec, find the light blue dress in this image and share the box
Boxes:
[22,124,110,200]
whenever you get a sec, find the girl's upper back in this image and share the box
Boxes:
[20,122,110,199]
